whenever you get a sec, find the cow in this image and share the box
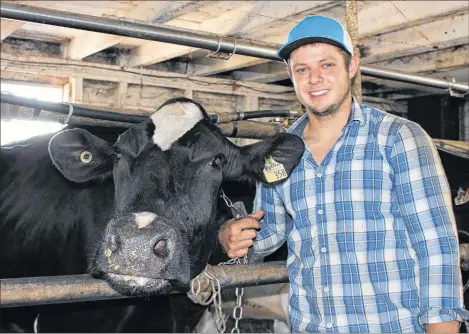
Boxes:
[0,97,305,332]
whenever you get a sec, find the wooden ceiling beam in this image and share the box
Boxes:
[193,2,469,76]
[126,1,336,68]
[1,19,24,41]
[0,53,296,101]
[66,2,202,60]
[233,44,469,84]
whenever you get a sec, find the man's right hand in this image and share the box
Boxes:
[218,210,264,259]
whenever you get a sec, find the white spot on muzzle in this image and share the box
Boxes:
[150,101,203,151]
[134,212,157,229]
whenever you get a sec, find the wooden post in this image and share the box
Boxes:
[70,77,83,104]
[345,0,362,103]
[62,83,71,102]
[115,82,128,108]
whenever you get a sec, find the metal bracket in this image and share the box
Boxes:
[447,78,469,98]
[206,38,237,60]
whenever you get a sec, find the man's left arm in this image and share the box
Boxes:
[389,121,468,332]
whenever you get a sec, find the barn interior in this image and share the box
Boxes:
[0,0,468,144]
[0,1,468,332]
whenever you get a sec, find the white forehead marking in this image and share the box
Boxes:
[134,212,157,229]
[151,102,203,151]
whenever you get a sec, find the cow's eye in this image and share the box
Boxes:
[210,154,225,168]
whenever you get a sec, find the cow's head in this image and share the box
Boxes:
[47,98,304,296]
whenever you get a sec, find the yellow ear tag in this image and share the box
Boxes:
[263,156,288,183]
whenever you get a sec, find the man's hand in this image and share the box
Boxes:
[424,321,460,333]
[218,210,264,258]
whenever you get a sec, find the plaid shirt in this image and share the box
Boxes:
[252,98,469,332]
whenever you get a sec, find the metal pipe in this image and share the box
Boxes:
[215,110,297,124]
[1,93,294,126]
[1,3,468,94]
[1,93,148,123]
[218,120,285,138]
[0,261,288,308]
[0,3,278,61]
[360,65,469,94]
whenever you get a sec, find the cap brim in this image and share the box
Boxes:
[278,37,352,59]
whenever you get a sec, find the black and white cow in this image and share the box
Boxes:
[0,97,304,332]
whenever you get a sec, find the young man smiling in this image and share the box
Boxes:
[218,16,468,332]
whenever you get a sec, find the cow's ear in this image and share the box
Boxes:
[48,129,115,183]
[241,133,304,185]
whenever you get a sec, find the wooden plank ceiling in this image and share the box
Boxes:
[1,0,468,101]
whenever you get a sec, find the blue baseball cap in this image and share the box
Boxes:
[278,16,353,60]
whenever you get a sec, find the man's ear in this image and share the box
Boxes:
[240,133,304,185]
[349,55,360,79]
[48,129,115,183]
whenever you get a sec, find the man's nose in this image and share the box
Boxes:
[308,68,323,85]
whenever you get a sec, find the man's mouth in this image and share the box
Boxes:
[310,89,329,96]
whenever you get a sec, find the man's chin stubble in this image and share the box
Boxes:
[308,105,338,118]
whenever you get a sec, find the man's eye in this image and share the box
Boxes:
[323,63,333,68]
[296,67,307,73]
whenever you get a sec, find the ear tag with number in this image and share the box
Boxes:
[263,156,288,183]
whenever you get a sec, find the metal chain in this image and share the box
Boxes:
[189,257,247,333]
[230,255,247,333]
[189,190,249,333]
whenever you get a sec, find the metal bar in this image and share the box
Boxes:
[0,261,288,308]
[360,65,469,94]
[0,3,278,61]
[1,93,294,126]
[1,93,148,123]
[218,120,285,138]
[1,3,468,94]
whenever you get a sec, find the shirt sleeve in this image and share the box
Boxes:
[389,121,469,325]
[251,181,289,258]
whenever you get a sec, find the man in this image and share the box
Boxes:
[218,16,468,333]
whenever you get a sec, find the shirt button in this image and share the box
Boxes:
[321,247,327,253]
[316,286,321,291]
[318,209,323,215]
[324,287,329,292]
[326,323,333,329]
[316,172,323,178]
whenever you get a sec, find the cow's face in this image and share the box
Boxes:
[48,98,304,296]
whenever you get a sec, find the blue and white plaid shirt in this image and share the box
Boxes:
[252,98,469,332]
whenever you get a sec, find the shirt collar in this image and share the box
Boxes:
[348,96,366,128]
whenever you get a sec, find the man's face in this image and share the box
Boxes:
[288,43,357,118]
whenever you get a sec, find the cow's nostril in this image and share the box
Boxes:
[153,239,168,257]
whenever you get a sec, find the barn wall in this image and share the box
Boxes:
[258,97,298,112]
[193,91,244,114]
[80,82,298,116]
[407,95,464,141]
[125,84,183,110]
[83,80,117,107]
